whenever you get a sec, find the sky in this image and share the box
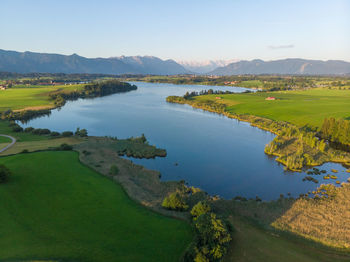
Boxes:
[1,0,349,62]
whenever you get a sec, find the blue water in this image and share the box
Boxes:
[22,82,350,200]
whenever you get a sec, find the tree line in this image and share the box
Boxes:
[50,80,137,107]
[320,117,350,148]
[1,80,137,122]
[183,89,247,99]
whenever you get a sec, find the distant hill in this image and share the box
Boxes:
[178,59,239,74]
[0,49,189,75]
[209,59,350,75]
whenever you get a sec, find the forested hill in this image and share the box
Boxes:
[209,59,350,75]
[0,49,189,75]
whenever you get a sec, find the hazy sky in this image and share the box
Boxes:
[1,0,349,62]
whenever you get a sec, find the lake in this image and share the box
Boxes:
[22,82,349,200]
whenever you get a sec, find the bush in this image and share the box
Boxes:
[57,143,73,151]
[32,128,51,135]
[8,121,17,127]
[109,165,119,175]
[12,125,23,132]
[50,131,60,137]
[21,149,29,153]
[82,150,91,156]
[191,201,211,220]
[75,128,88,137]
[162,192,188,211]
[24,127,34,133]
[0,164,11,183]
[62,131,73,137]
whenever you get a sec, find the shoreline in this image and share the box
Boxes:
[1,80,137,122]
[166,96,350,171]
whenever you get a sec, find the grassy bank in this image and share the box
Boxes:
[0,80,137,123]
[74,137,185,216]
[0,120,53,142]
[0,84,84,112]
[123,75,350,91]
[166,88,350,255]
[167,89,350,171]
[224,216,350,262]
[0,151,192,261]
[192,88,350,128]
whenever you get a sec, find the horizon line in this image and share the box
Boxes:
[1,48,349,64]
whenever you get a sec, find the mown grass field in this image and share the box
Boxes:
[0,151,192,261]
[193,88,350,128]
[0,84,83,112]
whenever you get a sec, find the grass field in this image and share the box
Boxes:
[0,136,11,144]
[0,121,51,142]
[0,84,83,112]
[193,88,350,128]
[74,137,187,218]
[237,80,264,88]
[225,216,350,262]
[0,137,82,156]
[272,182,350,249]
[0,151,192,261]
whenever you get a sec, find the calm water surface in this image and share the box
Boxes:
[22,82,349,200]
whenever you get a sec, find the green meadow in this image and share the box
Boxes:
[0,136,11,144]
[0,151,192,261]
[0,121,50,142]
[194,88,350,128]
[0,84,84,112]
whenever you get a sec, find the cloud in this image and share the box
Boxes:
[268,44,295,50]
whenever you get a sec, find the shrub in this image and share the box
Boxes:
[191,201,211,220]
[57,143,73,151]
[0,164,11,183]
[50,131,60,137]
[82,150,91,156]
[109,165,119,175]
[12,125,23,132]
[162,192,188,211]
[8,121,17,127]
[75,128,88,137]
[32,128,51,135]
[24,127,34,133]
[21,149,29,153]
[62,131,73,137]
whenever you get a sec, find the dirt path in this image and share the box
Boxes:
[0,134,16,153]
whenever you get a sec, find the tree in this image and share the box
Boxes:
[140,133,147,143]
[162,192,188,211]
[0,164,11,183]
[62,131,73,137]
[191,201,211,220]
[75,127,88,137]
[194,213,232,261]
[194,250,209,262]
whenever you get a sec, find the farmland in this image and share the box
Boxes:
[0,84,84,112]
[0,151,192,261]
[191,88,350,129]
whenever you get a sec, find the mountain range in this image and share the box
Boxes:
[178,59,239,73]
[0,49,188,75]
[210,59,350,75]
[0,49,349,75]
